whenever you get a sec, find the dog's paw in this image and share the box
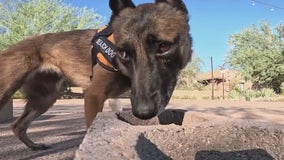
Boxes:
[30,143,51,151]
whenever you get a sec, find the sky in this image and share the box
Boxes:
[64,0,284,72]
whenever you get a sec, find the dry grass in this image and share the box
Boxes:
[172,90,226,100]
[172,90,284,102]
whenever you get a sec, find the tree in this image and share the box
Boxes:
[226,22,284,93]
[176,55,203,90]
[0,0,103,50]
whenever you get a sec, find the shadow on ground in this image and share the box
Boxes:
[0,112,86,160]
[135,133,172,160]
[195,149,274,160]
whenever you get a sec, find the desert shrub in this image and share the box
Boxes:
[228,87,277,101]
[228,89,241,100]
[280,82,284,94]
[12,90,25,99]
[260,88,277,97]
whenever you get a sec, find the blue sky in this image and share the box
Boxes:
[64,0,284,72]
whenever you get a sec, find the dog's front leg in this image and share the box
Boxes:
[84,67,110,128]
[84,65,131,128]
[84,88,107,128]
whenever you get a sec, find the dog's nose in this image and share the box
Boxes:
[132,104,158,120]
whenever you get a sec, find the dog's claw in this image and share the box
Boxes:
[30,143,51,151]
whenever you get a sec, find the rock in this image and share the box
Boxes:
[75,110,284,160]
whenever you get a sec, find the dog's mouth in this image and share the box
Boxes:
[133,110,158,120]
[132,105,167,120]
[131,97,159,120]
[130,88,171,120]
[132,104,159,120]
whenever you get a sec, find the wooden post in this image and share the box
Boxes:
[222,72,225,100]
[211,57,214,100]
[220,64,226,100]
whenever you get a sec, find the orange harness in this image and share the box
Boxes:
[91,26,118,79]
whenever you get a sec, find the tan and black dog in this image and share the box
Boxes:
[0,0,192,150]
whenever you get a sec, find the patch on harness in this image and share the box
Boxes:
[91,26,118,72]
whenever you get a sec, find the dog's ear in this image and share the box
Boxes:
[155,0,188,14]
[109,0,136,15]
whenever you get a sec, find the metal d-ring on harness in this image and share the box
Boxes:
[90,26,118,80]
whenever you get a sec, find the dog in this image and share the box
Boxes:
[0,0,192,150]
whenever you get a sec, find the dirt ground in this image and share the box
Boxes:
[167,99,284,125]
[0,99,283,160]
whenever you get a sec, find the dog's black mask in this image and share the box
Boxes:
[110,0,192,119]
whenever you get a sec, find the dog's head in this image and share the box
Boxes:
[110,0,192,119]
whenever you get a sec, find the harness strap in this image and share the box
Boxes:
[90,26,118,80]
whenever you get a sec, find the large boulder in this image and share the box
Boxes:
[75,110,284,160]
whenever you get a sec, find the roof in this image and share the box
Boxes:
[196,70,239,81]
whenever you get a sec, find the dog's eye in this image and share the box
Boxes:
[157,41,171,55]
[117,51,130,61]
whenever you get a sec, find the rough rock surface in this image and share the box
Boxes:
[75,110,284,160]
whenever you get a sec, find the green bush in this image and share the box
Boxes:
[228,87,277,101]
[12,90,25,99]
[280,82,284,94]
[260,88,277,97]
[228,89,241,100]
